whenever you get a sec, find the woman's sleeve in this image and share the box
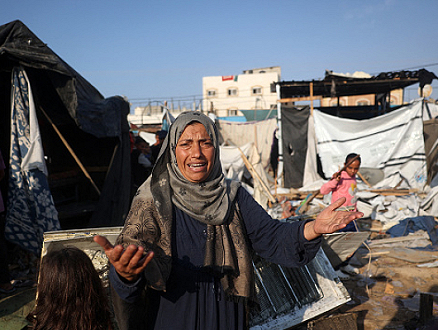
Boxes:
[109,265,146,303]
[237,188,321,268]
[0,150,5,170]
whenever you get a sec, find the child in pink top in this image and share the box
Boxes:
[320,153,361,232]
[320,153,362,278]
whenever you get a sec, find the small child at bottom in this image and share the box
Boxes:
[27,247,113,330]
[320,153,362,279]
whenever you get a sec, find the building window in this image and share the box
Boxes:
[252,86,262,95]
[330,100,344,106]
[228,109,238,116]
[357,99,370,106]
[207,89,217,97]
[227,88,238,96]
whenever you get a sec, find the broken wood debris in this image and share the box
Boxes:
[367,234,429,247]
[363,188,419,196]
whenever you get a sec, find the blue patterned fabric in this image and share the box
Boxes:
[5,67,60,256]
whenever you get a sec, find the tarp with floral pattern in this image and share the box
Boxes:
[5,67,60,256]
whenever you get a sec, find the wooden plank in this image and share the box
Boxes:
[367,234,427,246]
[364,188,418,194]
[385,247,438,263]
[361,250,391,258]
[279,96,322,103]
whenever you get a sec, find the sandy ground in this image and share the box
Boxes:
[334,247,438,330]
[297,223,438,330]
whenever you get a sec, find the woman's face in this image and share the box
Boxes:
[175,122,215,183]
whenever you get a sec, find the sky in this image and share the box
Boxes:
[2,0,438,112]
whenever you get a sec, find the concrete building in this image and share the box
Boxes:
[128,104,189,126]
[202,66,281,117]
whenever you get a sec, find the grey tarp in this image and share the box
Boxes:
[0,20,131,229]
[423,118,438,184]
[281,106,310,188]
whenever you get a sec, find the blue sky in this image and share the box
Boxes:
[2,0,438,111]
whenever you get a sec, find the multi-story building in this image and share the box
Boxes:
[202,66,281,117]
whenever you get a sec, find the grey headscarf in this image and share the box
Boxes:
[159,111,240,224]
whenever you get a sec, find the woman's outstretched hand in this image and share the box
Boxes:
[304,197,364,241]
[93,235,154,282]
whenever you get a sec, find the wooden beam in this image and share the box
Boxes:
[279,96,323,103]
[357,171,372,187]
[238,147,276,204]
[40,106,101,196]
[310,82,314,115]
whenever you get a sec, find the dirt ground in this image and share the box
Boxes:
[332,247,438,329]
[299,220,438,330]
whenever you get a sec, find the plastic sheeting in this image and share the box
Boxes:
[314,99,427,190]
[0,20,129,139]
[220,143,271,208]
[0,20,132,228]
[386,216,438,246]
[216,117,277,170]
[6,67,60,255]
[281,106,310,188]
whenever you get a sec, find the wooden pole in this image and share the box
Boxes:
[105,144,118,181]
[238,147,276,204]
[310,82,314,116]
[39,106,101,196]
[357,171,372,187]
[254,126,258,151]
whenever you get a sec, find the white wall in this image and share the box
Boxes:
[203,68,280,117]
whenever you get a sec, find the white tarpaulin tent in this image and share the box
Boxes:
[313,99,427,190]
[297,99,438,230]
[220,143,272,208]
[216,118,277,170]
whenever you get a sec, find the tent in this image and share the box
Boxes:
[274,69,438,189]
[312,99,427,190]
[0,20,131,255]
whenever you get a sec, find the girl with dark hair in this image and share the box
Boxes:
[320,153,361,221]
[28,247,113,330]
[320,153,362,278]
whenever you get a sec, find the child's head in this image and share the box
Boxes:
[344,153,361,177]
[31,247,112,330]
[155,130,167,144]
[135,136,151,154]
[138,141,151,155]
